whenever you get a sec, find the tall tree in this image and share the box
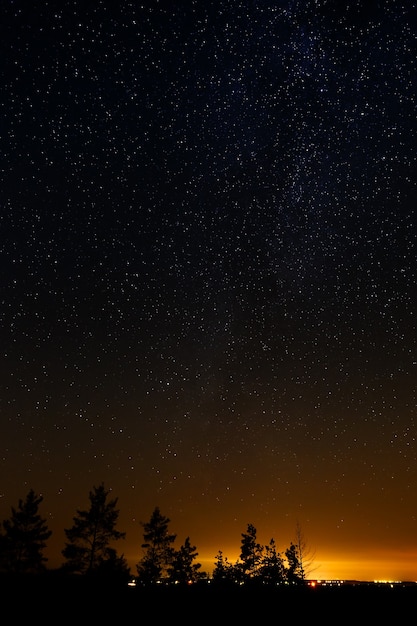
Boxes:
[0,489,52,574]
[168,536,203,584]
[136,506,176,584]
[285,542,303,584]
[239,523,263,581]
[62,483,129,579]
[259,537,286,585]
[212,550,235,583]
[294,521,316,581]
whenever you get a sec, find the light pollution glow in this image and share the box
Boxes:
[39,511,417,582]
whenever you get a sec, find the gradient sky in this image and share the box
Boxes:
[1,0,417,582]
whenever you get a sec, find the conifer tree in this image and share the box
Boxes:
[212,550,235,583]
[62,483,129,580]
[239,523,263,581]
[169,536,203,584]
[259,537,286,585]
[0,489,52,574]
[285,542,303,584]
[136,506,176,584]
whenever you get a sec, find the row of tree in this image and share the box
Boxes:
[0,483,314,586]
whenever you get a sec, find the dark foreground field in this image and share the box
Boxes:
[1,575,416,624]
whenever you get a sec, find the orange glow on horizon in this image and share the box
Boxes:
[117,548,417,583]
[40,503,417,584]
[312,551,417,583]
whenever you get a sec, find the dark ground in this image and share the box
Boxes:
[1,575,416,624]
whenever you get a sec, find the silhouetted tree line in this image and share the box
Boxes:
[0,484,314,587]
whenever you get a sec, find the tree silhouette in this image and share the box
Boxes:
[294,521,316,581]
[213,522,315,586]
[212,549,236,583]
[0,484,318,589]
[136,506,176,584]
[259,537,286,585]
[239,523,263,581]
[62,483,129,580]
[285,542,303,584]
[0,489,51,574]
[169,536,204,584]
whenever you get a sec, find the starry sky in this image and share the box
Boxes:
[1,0,417,581]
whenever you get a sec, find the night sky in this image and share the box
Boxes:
[1,0,417,581]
